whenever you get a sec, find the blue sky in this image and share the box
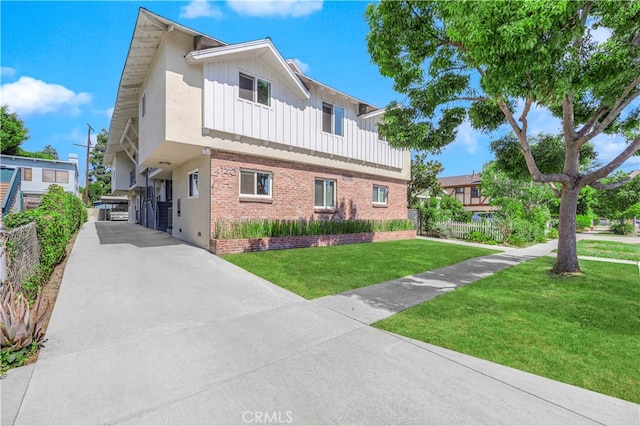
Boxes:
[1,1,637,187]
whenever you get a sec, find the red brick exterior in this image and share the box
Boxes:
[210,151,408,233]
[211,230,416,255]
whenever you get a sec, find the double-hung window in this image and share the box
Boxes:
[471,186,481,198]
[314,178,336,209]
[322,102,344,136]
[372,185,388,204]
[240,169,272,197]
[239,72,271,106]
[188,169,199,199]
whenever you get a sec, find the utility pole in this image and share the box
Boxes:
[75,123,94,205]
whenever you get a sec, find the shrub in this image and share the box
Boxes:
[4,185,86,299]
[466,231,498,244]
[213,219,414,240]
[576,214,592,230]
[546,227,559,239]
[610,222,635,235]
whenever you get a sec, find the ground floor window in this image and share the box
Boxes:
[372,185,388,204]
[240,169,272,197]
[188,169,199,198]
[315,178,336,208]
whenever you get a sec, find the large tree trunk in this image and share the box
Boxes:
[553,185,581,274]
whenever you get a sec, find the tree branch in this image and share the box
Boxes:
[589,171,639,190]
[562,94,577,142]
[455,97,491,102]
[519,96,534,137]
[576,76,640,146]
[576,106,609,139]
[581,134,640,186]
[548,182,561,197]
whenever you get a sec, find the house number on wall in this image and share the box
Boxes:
[212,166,237,177]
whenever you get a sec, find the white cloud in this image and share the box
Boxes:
[180,0,223,19]
[227,0,323,18]
[452,120,478,154]
[0,76,91,116]
[1,66,17,78]
[292,58,310,73]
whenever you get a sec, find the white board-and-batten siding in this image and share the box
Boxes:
[203,59,403,169]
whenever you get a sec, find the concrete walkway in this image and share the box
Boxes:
[315,238,558,324]
[1,223,637,425]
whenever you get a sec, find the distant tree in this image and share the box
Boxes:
[87,182,104,204]
[43,145,59,160]
[594,172,640,221]
[408,153,443,207]
[0,105,29,155]
[89,129,111,195]
[366,0,640,274]
[481,162,555,228]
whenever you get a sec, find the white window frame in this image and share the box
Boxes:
[314,178,336,209]
[372,185,388,205]
[239,169,273,198]
[238,72,271,106]
[322,102,344,136]
[188,169,199,199]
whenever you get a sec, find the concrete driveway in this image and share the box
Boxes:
[2,222,637,425]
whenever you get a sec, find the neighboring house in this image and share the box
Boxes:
[0,154,80,214]
[438,173,497,213]
[105,8,410,249]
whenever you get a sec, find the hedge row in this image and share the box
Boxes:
[4,185,87,298]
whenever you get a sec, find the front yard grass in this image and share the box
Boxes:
[576,239,640,261]
[221,239,499,299]
[374,257,640,403]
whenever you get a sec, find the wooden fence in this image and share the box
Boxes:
[433,220,503,241]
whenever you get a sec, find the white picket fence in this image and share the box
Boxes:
[434,220,502,241]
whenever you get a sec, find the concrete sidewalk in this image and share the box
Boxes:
[2,223,637,425]
[315,239,559,324]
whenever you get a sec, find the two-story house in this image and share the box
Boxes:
[438,173,496,214]
[105,8,410,249]
[0,154,80,215]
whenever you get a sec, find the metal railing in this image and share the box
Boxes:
[2,167,21,217]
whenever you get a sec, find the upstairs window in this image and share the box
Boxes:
[239,72,271,106]
[188,169,199,199]
[471,186,481,198]
[315,178,336,209]
[42,169,68,183]
[372,185,388,204]
[455,187,464,194]
[322,102,344,136]
[240,169,272,197]
[22,168,32,181]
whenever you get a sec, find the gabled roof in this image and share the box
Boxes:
[185,39,311,100]
[106,8,225,164]
[438,173,482,187]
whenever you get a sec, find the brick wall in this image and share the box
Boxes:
[210,229,416,255]
[210,151,408,233]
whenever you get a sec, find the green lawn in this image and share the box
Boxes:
[576,240,640,261]
[221,239,499,299]
[374,257,640,403]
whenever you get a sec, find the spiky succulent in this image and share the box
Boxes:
[0,285,48,350]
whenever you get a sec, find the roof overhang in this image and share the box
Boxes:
[185,39,311,100]
[105,8,225,166]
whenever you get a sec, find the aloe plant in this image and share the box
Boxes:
[0,285,48,350]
